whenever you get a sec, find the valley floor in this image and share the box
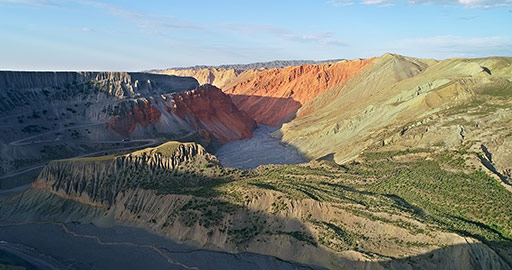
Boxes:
[216,125,305,169]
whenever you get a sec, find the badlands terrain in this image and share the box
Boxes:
[0,54,511,269]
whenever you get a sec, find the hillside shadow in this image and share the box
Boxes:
[4,177,512,269]
[3,144,512,269]
[478,144,510,185]
[228,94,301,127]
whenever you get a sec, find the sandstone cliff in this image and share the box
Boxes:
[172,85,256,144]
[154,59,345,88]
[107,100,162,136]
[223,58,375,126]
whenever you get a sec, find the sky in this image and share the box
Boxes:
[0,0,511,71]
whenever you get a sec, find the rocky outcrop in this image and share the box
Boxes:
[0,71,255,143]
[32,142,217,207]
[223,58,376,126]
[0,71,259,178]
[172,85,257,144]
[0,71,198,134]
[154,59,345,84]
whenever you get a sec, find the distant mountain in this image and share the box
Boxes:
[153,58,351,91]
[150,59,345,72]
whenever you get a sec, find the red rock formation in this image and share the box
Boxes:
[172,85,256,144]
[108,101,162,136]
[133,102,161,126]
[109,116,136,136]
[224,58,376,126]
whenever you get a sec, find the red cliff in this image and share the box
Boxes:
[108,101,162,136]
[172,85,257,144]
[224,58,376,126]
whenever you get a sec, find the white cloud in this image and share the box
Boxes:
[328,0,512,8]
[362,0,393,4]
[408,0,512,7]
[75,0,206,36]
[0,0,58,6]
[327,0,353,7]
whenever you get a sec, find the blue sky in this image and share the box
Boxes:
[0,0,511,71]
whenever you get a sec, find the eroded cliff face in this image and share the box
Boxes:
[0,71,198,137]
[31,142,217,207]
[0,71,256,143]
[172,85,256,144]
[223,58,376,126]
[0,71,197,100]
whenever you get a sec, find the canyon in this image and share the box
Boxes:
[1,54,512,270]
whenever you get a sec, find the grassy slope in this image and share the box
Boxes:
[200,148,512,259]
[279,54,512,163]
